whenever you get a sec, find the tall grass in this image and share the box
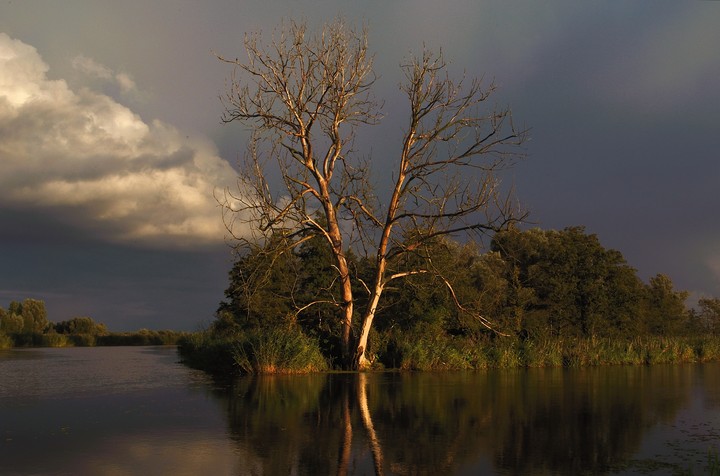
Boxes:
[179,328,720,374]
[232,327,328,374]
[179,326,328,375]
[481,335,720,369]
[178,331,239,375]
[377,334,720,371]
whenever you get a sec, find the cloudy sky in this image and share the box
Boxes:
[1,1,719,331]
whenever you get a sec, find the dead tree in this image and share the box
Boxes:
[218,19,527,369]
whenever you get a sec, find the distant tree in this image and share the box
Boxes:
[55,317,107,336]
[697,297,720,334]
[0,306,23,334]
[642,274,689,336]
[217,19,527,368]
[20,298,49,334]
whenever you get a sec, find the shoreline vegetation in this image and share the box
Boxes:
[177,331,720,376]
[0,329,186,350]
[0,302,185,350]
[177,226,720,376]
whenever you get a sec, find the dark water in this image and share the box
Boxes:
[1,347,720,475]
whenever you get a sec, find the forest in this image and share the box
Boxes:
[179,226,720,374]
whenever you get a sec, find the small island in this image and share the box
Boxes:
[179,226,720,375]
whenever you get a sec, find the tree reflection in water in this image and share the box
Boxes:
[216,365,698,475]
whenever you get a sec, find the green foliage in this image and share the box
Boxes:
[179,326,329,375]
[491,227,645,338]
[0,331,12,349]
[39,332,72,347]
[97,329,185,346]
[178,331,239,375]
[232,326,329,374]
[0,299,50,336]
[202,224,720,371]
[641,274,690,336]
[0,309,23,334]
[19,298,49,334]
[392,333,473,371]
[217,230,353,364]
[55,316,108,336]
[218,235,302,331]
[0,299,183,348]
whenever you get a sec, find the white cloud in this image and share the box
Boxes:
[72,55,114,80]
[115,72,137,93]
[0,33,248,246]
[72,54,139,94]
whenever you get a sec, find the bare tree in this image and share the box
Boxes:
[218,19,527,369]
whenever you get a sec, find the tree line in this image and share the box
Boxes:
[187,226,720,371]
[0,299,184,348]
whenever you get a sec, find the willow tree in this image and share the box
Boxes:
[218,19,527,369]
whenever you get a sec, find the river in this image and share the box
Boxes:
[1,346,719,475]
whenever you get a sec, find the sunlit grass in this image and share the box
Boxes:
[482,335,720,369]
[232,326,328,374]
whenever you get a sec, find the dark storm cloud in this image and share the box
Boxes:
[0,0,718,332]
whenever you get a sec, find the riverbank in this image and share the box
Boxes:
[177,331,720,375]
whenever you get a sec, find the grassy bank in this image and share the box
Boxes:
[178,329,720,375]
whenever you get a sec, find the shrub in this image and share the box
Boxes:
[0,332,12,349]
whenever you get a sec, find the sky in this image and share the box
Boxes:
[1,1,719,331]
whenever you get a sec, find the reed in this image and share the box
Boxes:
[395,336,473,371]
[231,326,328,374]
[373,333,720,371]
[178,331,239,374]
[479,335,720,369]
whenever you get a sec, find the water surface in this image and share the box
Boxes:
[2,346,720,475]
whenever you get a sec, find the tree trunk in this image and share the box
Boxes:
[354,286,383,370]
